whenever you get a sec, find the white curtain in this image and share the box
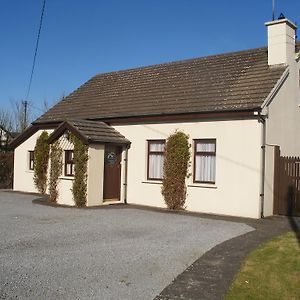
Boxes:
[149,154,164,179]
[196,142,215,152]
[195,155,216,182]
[149,143,165,152]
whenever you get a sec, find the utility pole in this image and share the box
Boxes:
[22,100,28,131]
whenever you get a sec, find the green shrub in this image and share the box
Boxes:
[0,151,14,189]
[49,141,63,202]
[70,134,88,207]
[161,130,191,210]
[33,131,50,194]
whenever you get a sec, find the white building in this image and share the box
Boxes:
[11,17,300,218]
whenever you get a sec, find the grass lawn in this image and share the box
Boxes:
[226,230,300,300]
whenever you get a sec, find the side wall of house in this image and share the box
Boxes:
[263,60,300,217]
[266,61,300,156]
[13,129,54,193]
[115,118,262,218]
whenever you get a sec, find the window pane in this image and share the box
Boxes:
[149,153,164,179]
[29,151,34,170]
[149,142,164,152]
[195,155,216,182]
[65,151,74,162]
[196,142,215,152]
[66,164,71,175]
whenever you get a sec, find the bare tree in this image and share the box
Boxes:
[10,99,33,132]
[0,108,14,132]
[5,93,64,133]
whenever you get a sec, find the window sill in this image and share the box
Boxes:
[59,176,74,181]
[26,170,34,174]
[142,180,162,185]
[188,183,217,189]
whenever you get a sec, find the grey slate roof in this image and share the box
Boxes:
[48,119,130,145]
[36,46,287,123]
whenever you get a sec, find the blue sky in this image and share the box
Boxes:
[1,0,299,118]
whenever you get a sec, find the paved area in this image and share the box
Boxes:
[0,191,253,300]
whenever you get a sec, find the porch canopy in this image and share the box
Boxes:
[47,119,130,146]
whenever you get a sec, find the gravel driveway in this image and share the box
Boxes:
[0,191,253,300]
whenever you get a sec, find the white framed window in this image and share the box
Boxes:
[194,139,216,184]
[147,140,165,180]
[65,150,75,176]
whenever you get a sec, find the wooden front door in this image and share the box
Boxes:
[103,145,122,201]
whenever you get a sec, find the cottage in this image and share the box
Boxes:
[11,17,300,218]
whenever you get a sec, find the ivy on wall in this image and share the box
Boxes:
[49,141,63,202]
[70,134,88,207]
[34,131,50,194]
[161,130,191,210]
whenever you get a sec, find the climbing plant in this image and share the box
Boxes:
[33,131,50,194]
[49,141,63,202]
[70,134,88,207]
[161,130,191,210]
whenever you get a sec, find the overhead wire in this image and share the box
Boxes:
[25,0,46,101]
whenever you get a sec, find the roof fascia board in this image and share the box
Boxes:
[47,122,88,144]
[9,124,57,149]
[102,110,259,125]
[32,120,63,126]
[89,140,131,148]
[261,68,289,110]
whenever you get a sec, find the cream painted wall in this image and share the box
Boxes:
[57,177,74,206]
[13,129,54,193]
[54,135,74,206]
[114,119,262,218]
[263,145,276,217]
[87,144,105,206]
[265,60,300,156]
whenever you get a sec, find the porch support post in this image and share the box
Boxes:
[86,143,105,206]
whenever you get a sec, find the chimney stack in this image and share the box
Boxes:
[265,15,297,66]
